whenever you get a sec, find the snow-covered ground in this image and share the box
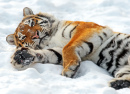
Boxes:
[0,0,130,94]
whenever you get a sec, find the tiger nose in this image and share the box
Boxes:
[32,31,39,39]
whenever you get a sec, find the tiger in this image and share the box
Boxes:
[6,7,130,90]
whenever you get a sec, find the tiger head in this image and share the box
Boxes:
[6,7,58,50]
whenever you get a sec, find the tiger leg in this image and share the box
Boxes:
[109,65,130,89]
[11,47,63,70]
[62,40,93,78]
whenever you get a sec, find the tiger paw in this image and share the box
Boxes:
[62,69,76,78]
[62,63,80,78]
[109,79,130,90]
[11,47,35,70]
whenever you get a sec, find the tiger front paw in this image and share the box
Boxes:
[11,47,35,70]
[62,61,80,78]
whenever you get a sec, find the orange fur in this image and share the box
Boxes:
[62,21,105,74]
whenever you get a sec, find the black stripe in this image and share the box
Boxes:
[97,33,130,76]
[55,21,60,33]
[122,35,130,47]
[39,21,45,25]
[62,23,72,38]
[48,49,62,64]
[110,38,129,75]
[112,60,128,77]
[104,40,123,71]
[125,41,130,47]
[36,14,55,23]
[115,48,128,66]
[84,41,93,54]
[37,14,49,18]
[35,16,44,20]
[97,36,116,66]
[19,44,22,47]
[99,35,103,45]
[36,14,50,21]
[106,39,123,71]
[124,35,130,40]
[117,39,122,46]
[36,20,38,24]
[69,24,78,38]
[97,34,121,66]
[106,50,115,70]
[103,32,107,37]
[111,70,116,77]
[22,36,26,40]
[99,36,103,41]
[22,16,33,22]
[28,20,30,23]
[31,20,35,27]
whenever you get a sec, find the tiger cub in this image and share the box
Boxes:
[6,7,130,89]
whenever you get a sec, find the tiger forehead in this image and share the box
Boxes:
[18,16,42,32]
[22,15,42,22]
[18,23,42,32]
[22,15,35,22]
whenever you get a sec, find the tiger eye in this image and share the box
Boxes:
[22,36,26,40]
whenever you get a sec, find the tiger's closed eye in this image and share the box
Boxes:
[22,36,26,40]
[43,20,48,23]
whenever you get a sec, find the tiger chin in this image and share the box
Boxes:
[6,7,130,90]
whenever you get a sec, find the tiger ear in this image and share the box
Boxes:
[23,7,34,16]
[6,34,15,45]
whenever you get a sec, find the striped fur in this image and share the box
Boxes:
[6,7,130,89]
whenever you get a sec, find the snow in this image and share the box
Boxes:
[0,0,130,94]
